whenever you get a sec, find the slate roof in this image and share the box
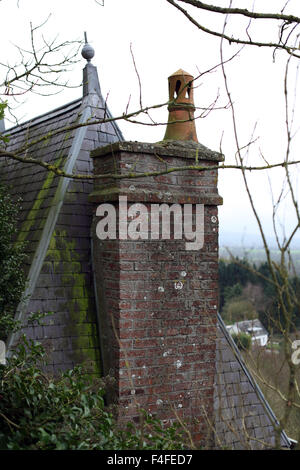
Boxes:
[214,314,291,449]
[0,59,291,449]
[1,62,123,374]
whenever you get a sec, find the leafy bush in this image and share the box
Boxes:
[0,183,26,340]
[0,101,9,144]
[0,337,187,450]
[232,332,252,351]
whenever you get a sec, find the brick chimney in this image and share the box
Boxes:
[89,69,223,445]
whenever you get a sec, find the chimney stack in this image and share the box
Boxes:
[89,69,223,446]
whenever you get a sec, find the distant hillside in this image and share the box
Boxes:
[219,232,300,273]
[220,231,300,250]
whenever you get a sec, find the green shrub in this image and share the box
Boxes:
[232,332,252,351]
[0,102,9,144]
[0,337,187,450]
[0,183,26,340]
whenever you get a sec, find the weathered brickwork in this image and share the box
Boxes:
[90,140,223,443]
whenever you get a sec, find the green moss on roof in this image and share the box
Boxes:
[46,229,101,375]
[17,138,69,243]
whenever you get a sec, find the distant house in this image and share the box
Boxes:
[227,319,269,347]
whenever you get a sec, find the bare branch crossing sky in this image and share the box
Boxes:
[2,0,300,246]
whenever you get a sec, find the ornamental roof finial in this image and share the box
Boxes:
[81,32,95,63]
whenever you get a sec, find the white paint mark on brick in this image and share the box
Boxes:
[175,360,182,369]
[174,281,183,290]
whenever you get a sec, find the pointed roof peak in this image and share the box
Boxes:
[81,33,101,98]
[169,68,193,78]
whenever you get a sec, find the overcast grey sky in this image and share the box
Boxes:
[2,0,300,247]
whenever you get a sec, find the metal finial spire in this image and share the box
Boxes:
[81,31,95,63]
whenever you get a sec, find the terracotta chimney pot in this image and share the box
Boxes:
[163,69,198,142]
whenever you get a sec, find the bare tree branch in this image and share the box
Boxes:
[176,0,300,23]
[166,0,300,58]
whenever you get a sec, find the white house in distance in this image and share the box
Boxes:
[226,319,269,347]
